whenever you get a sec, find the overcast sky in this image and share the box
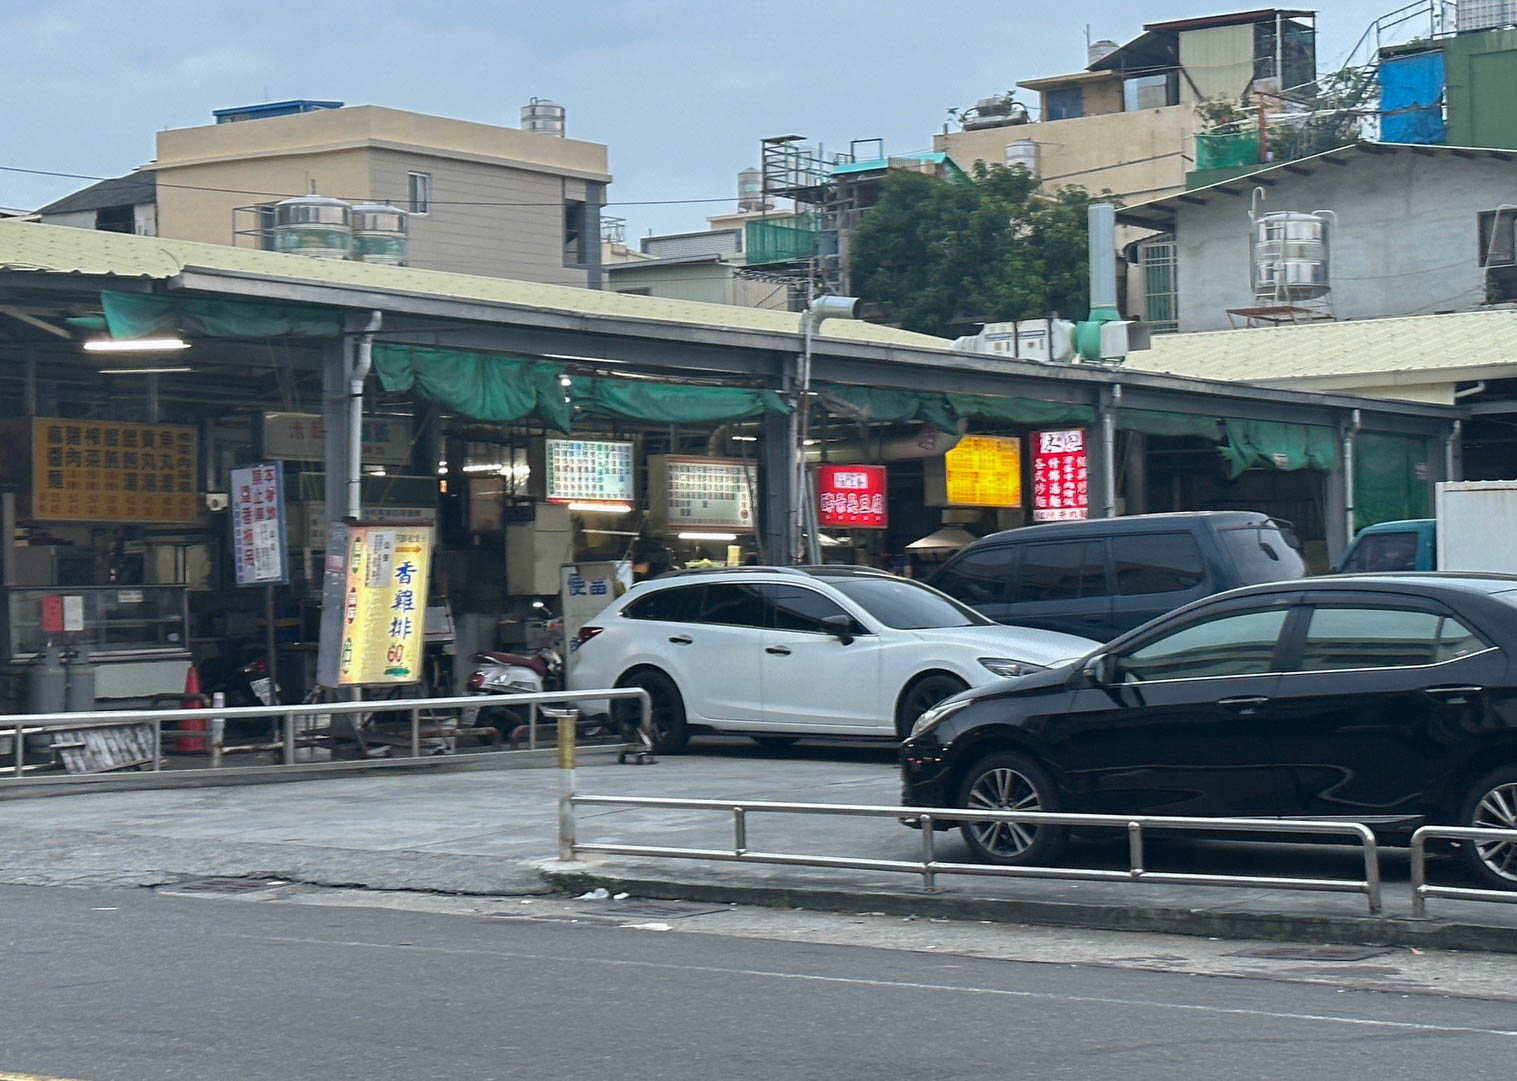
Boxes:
[7,1,1418,237]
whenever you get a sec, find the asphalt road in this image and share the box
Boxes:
[3,883,1517,1081]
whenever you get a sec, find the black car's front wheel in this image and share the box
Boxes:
[1459,767,1517,890]
[957,752,1066,866]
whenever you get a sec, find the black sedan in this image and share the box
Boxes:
[900,574,1517,890]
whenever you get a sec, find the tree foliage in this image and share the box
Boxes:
[848,163,1103,337]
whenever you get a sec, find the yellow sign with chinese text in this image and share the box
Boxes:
[11,418,198,523]
[944,435,1023,508]
[333,525,434,685]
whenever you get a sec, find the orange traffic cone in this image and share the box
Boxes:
[176,665,207,753]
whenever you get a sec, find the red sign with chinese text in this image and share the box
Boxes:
[816,465,888,529]
[1032,429,1089,522]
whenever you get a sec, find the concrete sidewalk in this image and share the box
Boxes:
[4,738,1517,950]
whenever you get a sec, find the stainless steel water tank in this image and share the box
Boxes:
[271,195,353,260]
[1252,211,1330,300]
[350,202,409,266]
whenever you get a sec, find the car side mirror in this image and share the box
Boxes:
[821,614,855,645]
[1086,654,1118,685]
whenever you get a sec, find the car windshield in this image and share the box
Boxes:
[1220,522,1307,583]
[822,575,992,629]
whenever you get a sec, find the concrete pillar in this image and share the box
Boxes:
[322,337,352,527]
[760,409,792,566]
[22,345,36,417]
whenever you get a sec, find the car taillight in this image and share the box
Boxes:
[466,671,485,691]
[575,625,605,646]
[251,661,267,675]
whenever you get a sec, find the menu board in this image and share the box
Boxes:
[544,439,634,504]
[230,462,288,586]
[9,418,198,523]
[317,523,434,685]
[816,465,887,529]
[1032,429,1089,522]
[647,455,756,532]
[943,435,1022,508]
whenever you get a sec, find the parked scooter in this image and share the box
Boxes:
[465,647,563,743]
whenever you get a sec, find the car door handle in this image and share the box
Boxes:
[1424,685,1483,704]
[1217,695,1270,715]
[668,634,693,645]
[765,645,791,656]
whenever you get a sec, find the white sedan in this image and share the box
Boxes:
[568,566,1098,752]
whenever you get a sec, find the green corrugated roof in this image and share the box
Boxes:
[0,220,950,351]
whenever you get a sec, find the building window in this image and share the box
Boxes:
[1479,209,1517,301]
[1045,86,1084,120]
[1123,71,1180,111]
[408,172,431,215]
[94,205,135,234]
[1140,233,1179,334]
[564,199,587,266]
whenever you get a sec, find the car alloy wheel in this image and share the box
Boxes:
[966,767,1042,856]
[955,752,1066,866]
[1471,781,1517,884]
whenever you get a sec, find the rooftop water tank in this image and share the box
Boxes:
[737,167,770,212]
[1005,139,1040,177]
[521,97,566,136]
[1088,39,1120,66]
[271,195,352,260]
[350,203,409,266]
[1252,210,1331,302]
[963,93,1029,130]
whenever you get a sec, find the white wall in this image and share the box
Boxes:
[1172,151,1513,331]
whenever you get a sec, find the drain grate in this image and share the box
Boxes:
[162,876,286,895]
[1224,946,1389,962]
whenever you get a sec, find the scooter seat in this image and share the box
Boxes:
[480,651,548,678]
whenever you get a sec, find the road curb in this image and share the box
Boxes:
[539,865,1517,953]
[0,745,623,800]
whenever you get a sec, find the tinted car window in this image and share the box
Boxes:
[697,583,768,628]
[1298,607,1485,671]
[1341,532,1419,573]
[1120,609,1288,682]
[934,547,1010,606]
[824,576,989,629]
[1111,532,1206,596]
[1015,540,1107,603]
[624,585,701,623]
[762,584,852,633]
[1219,523,1306,584]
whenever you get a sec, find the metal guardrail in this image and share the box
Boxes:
[0,689,649,779]
[565,795,1384,915]
[1410,824,1517,917]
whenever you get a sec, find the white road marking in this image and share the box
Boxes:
[234,932,1517,1039]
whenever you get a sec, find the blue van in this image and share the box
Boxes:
[1335,519,1437,573]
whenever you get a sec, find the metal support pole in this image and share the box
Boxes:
[152,717,162,772]
[12,723,22,777]
[1128,821,1145,877]
[210,716,225,770]
[283,712,294,765]
[919,813,936,890]
[264,584,279,706]
[1343,409,1362,544]
[733,806,747,856]
[545,706,579,861]
[410,707,421,758]
[528,703,538,751]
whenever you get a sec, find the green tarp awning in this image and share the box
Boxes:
[1117,408,1223,441]
[102,290,343,339]
[569,377,787,424]
[949,394,1096,429]
[1355,432,1430,530]
[1219,419,1338,478]
[373,344,572,431]
[821,386,958,434]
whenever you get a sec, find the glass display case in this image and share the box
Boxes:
[3,585,190,660]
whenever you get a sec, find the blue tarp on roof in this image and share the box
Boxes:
[1379,50,1446,145]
